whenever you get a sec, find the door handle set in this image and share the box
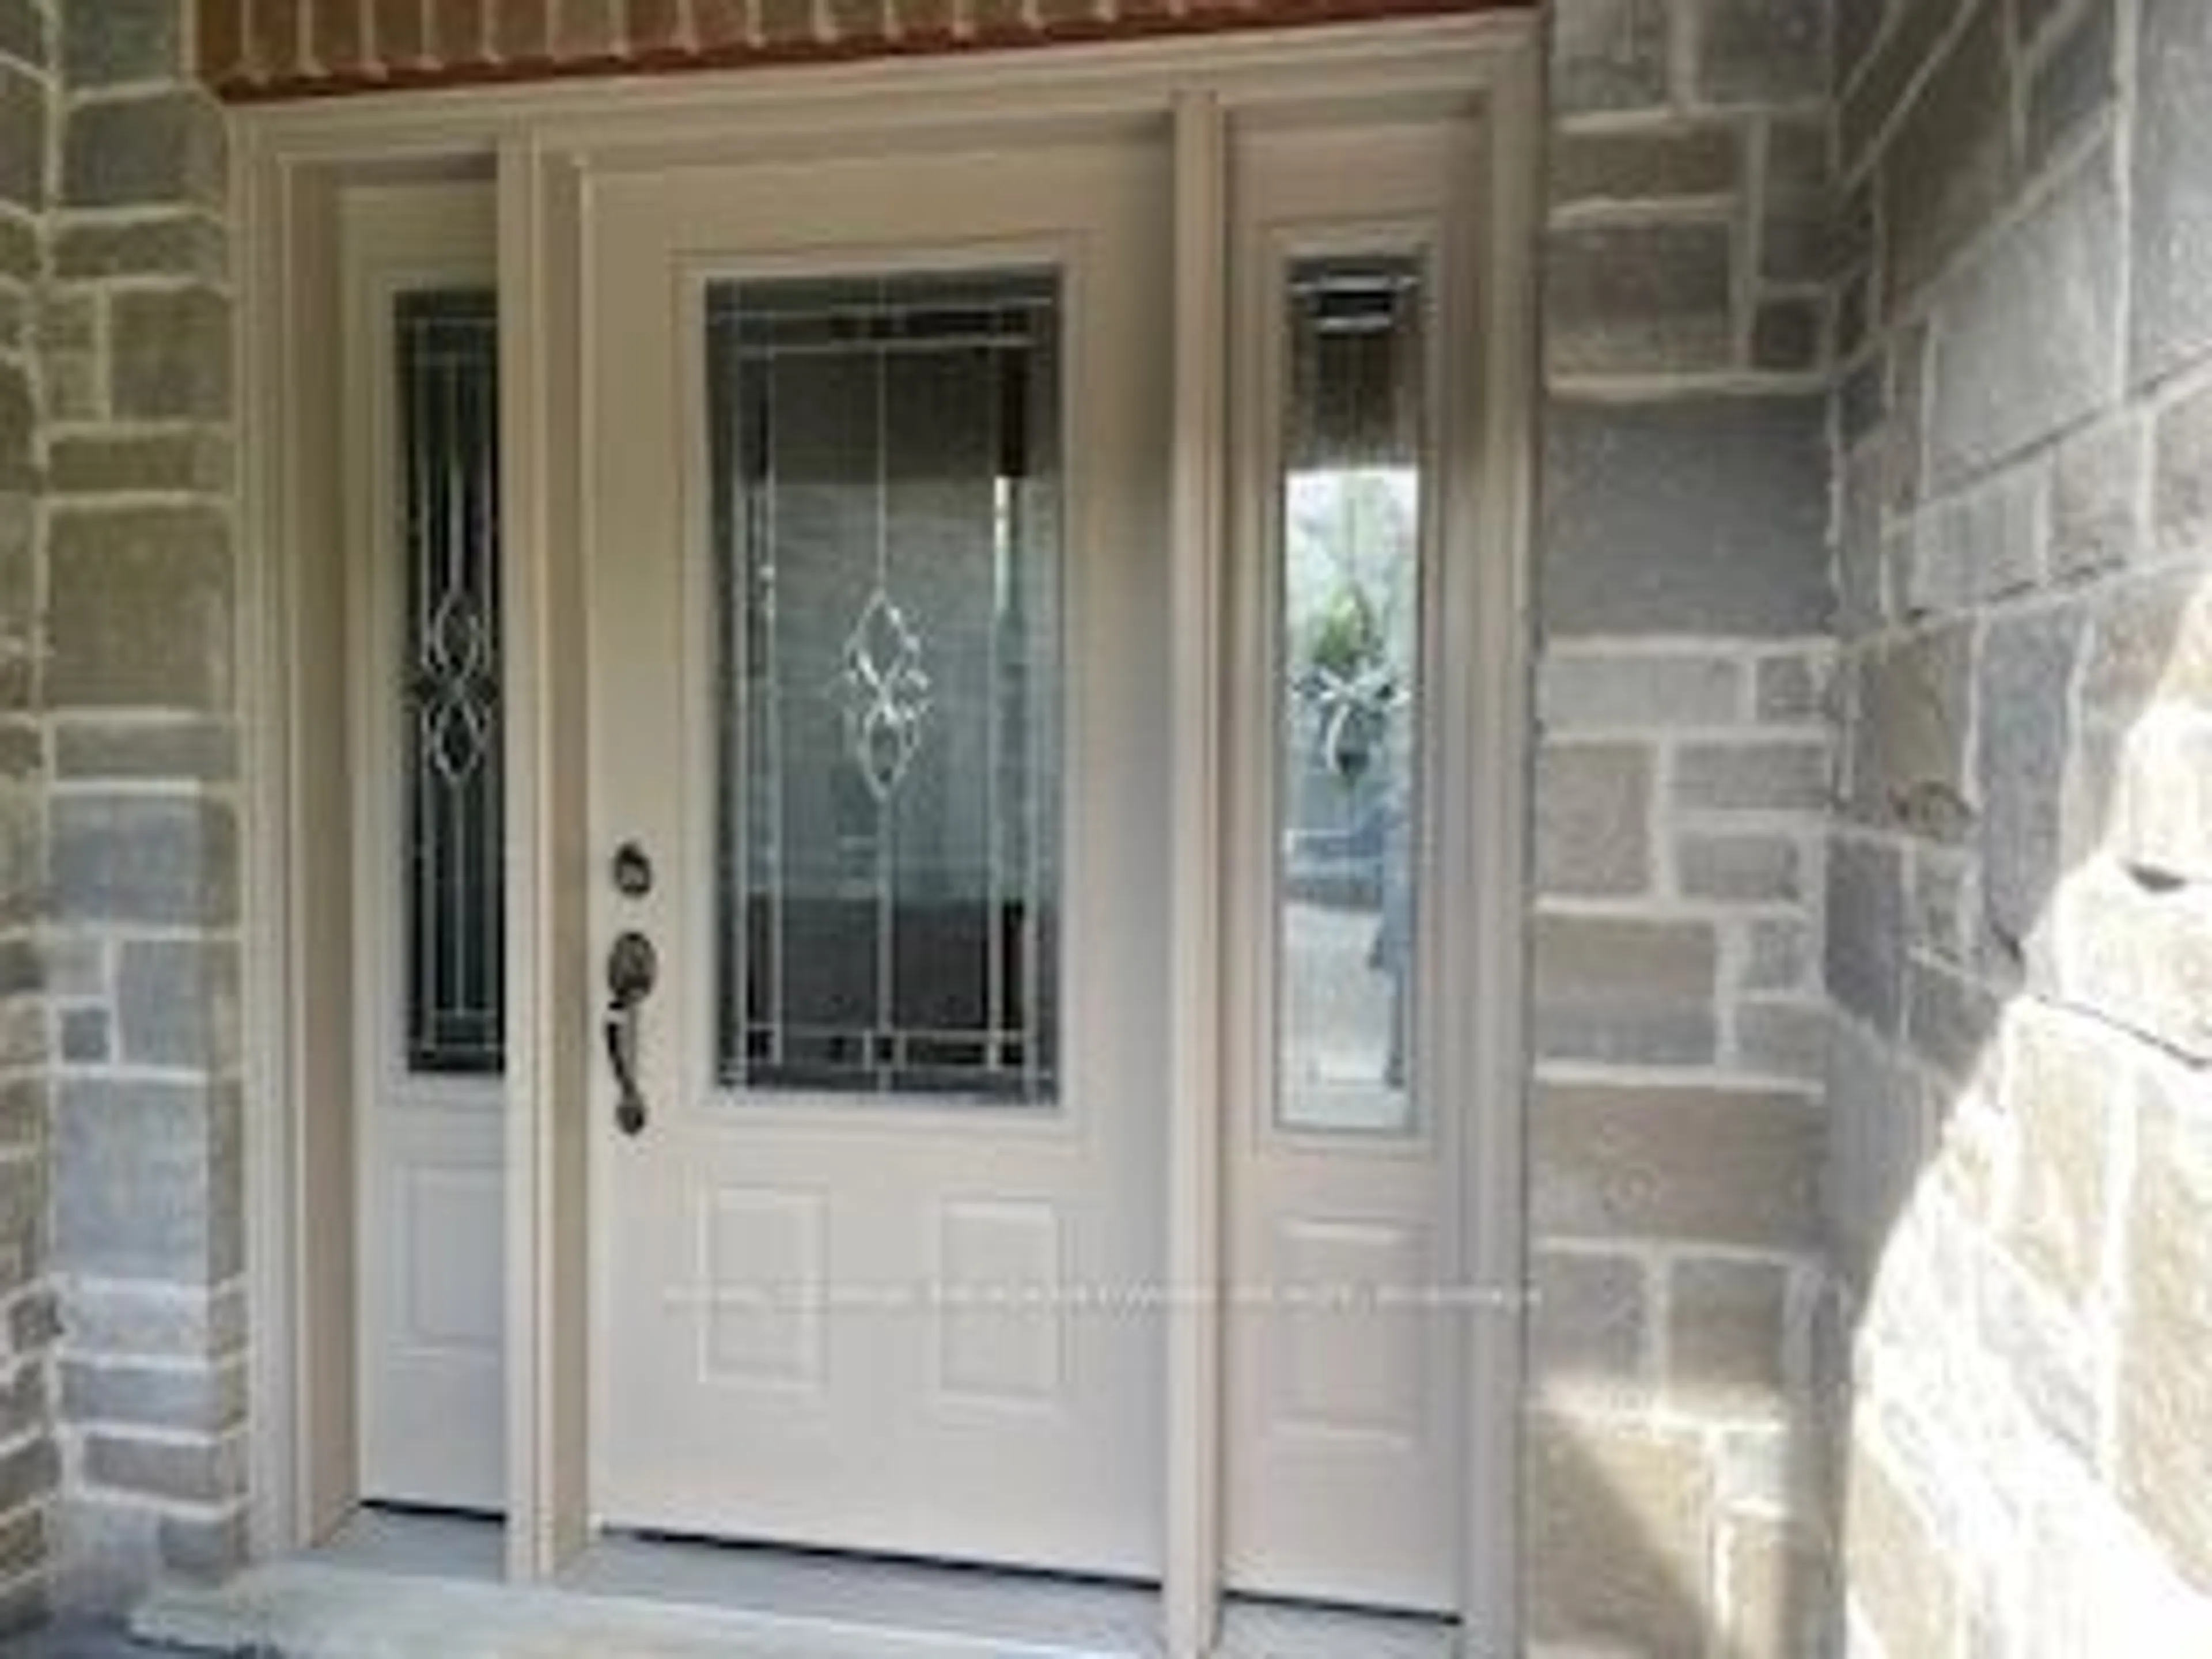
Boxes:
[605,927,658,1137]
[605,840,658,1137]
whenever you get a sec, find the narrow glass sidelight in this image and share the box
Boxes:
[708,271,1064,1104]
[1275,255,1427,1135]
[397,290,505,1077]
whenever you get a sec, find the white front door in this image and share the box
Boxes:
[585,139,1171,1575]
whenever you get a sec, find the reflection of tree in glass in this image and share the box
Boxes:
[1281,465,1420,1096]
[1287,467,1418,786]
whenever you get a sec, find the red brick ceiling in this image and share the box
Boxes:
[200,0,1531,101]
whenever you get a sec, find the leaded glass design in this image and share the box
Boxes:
[397,290,505,1075]
[709,271,1063,1103]
[1276,256,1426,1135]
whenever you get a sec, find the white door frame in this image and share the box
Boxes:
[232,19,1539,1655]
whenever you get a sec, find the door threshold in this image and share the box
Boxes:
[131,1510,1461,1657]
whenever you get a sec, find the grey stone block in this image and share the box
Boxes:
[1843,626,1974,839]
[0,1158,37,1287]
[0,217,32,283]
[50,431,234,497]
[1880,1,2014,309]
[1828,835,1904,1034]
[56,718,238,783]
[1908,843,1973,964]
[160,1508,247,1581]
[1824,1013,1918,1286]
[63,92,225,210]
[0,940,33,997]
[112,287,232,421]
[62,1359,245,1435]
[0,64,41,212]
[54,214,229,282]
[1906,465,2043,616]
[1736,998,1831,1079]
[1534,1080,1821,1248]
[0,1078,39,1149]
[1675,740,1830,812]
[1904,956,2002,1083]
[62,1281,244,1363]
[1752,296,1824,373]
[1690,0,1828,105]
[1540,652,1742,731]
[1979,605,2082,963]
[2156,374,2212,565]
[1678,831,1804,902]
[0,362,28,491]
[54,1078,241,1284]
[2131,0,2212,387]
[1546,220,1736,378]
[1668,1257,1789,1404]
[1532,1250,1645,1390]
[2050,414,2146,577]
[8,1290,57,1354]
[1766,115,1834,198]
[1838,441,1887,636]
[1544,396,1834,637]
[1835,0,1886,91]
[1755,653,1828,722]
[1840,0,1967,172]
[1767,188,1866,287]
[48,796,238,927]
[1929,137,2122,489]
[1551,0,1669,114]
[0,1,45,69]
[46,506,233,711]
[1536,743,1652,897]
[1528,1417,1713,1654]
[2027,0,2115,174]
[59,1008,108,1065]
[1534,914,1718,1064]
[61,0,181,86]
[0,1364,44,1445]
[83,1433,241,1506]
[117,938,239,1071]
[0,789,36,926]
[1883,320,1931,515]
[0,1439,55,1514]
[1744,918,1814,991]
[1550,126,1738,208]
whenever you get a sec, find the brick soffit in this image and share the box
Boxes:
[197,0,1534,103]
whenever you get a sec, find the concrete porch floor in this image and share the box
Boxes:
[46,1512,1461,1659]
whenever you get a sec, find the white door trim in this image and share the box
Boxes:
[232,19,1540,1653]
[1165,88,1229,1659]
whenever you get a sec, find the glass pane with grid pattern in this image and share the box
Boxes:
[709,270,1064,1104]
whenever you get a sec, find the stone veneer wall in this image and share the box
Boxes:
[1529,3,1839,1653]
[31,0,245,1616]
[1826,0,2212,1652]
[0,0,58,1629]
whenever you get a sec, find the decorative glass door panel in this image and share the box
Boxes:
[1276,256,1424,1137]
[591,143,1169,1574]
[709,273,1062,1104]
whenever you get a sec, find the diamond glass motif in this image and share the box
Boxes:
[830,589,932,801]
